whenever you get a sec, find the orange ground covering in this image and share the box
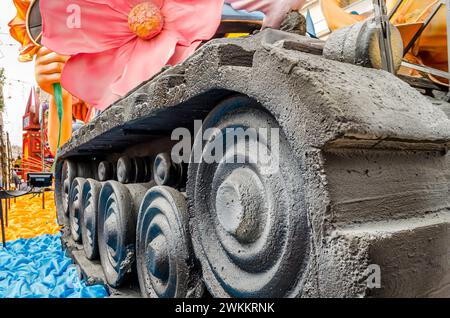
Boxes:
[1,192,60,242]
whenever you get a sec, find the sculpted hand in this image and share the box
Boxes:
[35,46,69,95]
[226,0,305,29]
[35,47,73,155]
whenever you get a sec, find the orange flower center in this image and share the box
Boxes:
[128,2,164,40]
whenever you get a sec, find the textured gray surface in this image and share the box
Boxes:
[56,30,450,297]
[58,30,450,158]
[136,186,204,298]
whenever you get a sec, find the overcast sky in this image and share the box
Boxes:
[1,2,36,147]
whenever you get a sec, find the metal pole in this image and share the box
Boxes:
[0,200,5,248]
[388,0,404,20]
[4,197,7,228]
[373,0,395,73]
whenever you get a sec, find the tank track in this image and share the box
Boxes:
[55,29,450,298]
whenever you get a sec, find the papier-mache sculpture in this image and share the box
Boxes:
[40,0,224,110]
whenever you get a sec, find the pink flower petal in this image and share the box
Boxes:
[50,0,224,110]
[61,41,137,110]
[84,0,164,15]
[111,31,179,97]
[41,0,136,55]
[162,0,224,46]
[167,41,202,65]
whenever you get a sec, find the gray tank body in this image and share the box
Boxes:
[55,29,450,298]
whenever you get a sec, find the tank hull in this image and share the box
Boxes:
[55,30,450,297]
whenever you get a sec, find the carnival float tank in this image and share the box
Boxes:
[14,0,450,297]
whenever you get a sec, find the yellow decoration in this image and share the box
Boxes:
[225,33,250,38]
[2,193,60,242]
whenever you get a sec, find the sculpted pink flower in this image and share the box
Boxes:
[41,0,224,110]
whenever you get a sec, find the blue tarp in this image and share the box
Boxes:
[0,234,108,298]
[222,3,264,19]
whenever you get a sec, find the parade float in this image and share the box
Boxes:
[4,0,450,298]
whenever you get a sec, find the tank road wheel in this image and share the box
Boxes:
[98,181,151,287]
[98,181,133,287]
[187,97,310,297]
[59,160,77,216]
[98,161,114,182]
[69,178,87,243]
[117,156,134,184]
[153,153,184,187]
[136,186,203,298]
[81,179,102,260]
